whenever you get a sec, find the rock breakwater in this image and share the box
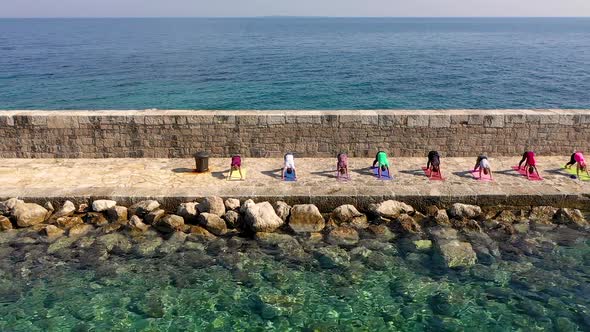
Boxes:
[1,197,588,270]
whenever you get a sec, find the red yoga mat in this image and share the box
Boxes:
[511,166,542,181]
[422,167,444,181]
[471,169,493,181]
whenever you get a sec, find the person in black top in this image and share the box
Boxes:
[426,150,442,179]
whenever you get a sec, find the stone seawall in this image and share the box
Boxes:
[0,109,588,158]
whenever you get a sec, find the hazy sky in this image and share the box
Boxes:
[2,0,590,18]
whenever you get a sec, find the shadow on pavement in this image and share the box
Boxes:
[494,169,522,179]
[172,167,196,173]
[398,169,425,177]
[310,169,337,179]
[452,170,474,180]
[261,168,282,179]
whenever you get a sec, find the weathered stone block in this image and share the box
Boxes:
[483,115,504,128]
[429,115,451,128]
[407,115,429,127]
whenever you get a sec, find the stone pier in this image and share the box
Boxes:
[1,156,589,211]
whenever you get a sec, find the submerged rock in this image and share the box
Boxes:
[91,200,116,212]
[197,196,225,217]
[42,225,64,238]
[368,200,414,219]
[244,201,284,233]
[326,226,359,246]
[96,233,133,254]
[413,239,433,251]
[329,205,368,229]
[464,231,501,265]
[133,236,163,257]
[47,236,77,254]
[429,226,458,242]
[187,226,216,241]
[12,202,49,227]
[289,204,325,233]
[68,224,94,237]
[447,203,482,219]
[363,224,396,241]
[313,246,351,269]
[158,232,187,254]
[255,232,299,248]
[273,201,291,222]
[198,213,227,236]
[434,240,477,268]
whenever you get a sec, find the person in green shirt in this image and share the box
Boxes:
[372,150,390,178]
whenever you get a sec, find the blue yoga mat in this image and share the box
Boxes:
[372,167,393,180]
[284,170,297,181]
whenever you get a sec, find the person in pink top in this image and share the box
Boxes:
[336,153,350,180]
[517,151,540,179]
[565,151,589,179]
[228,155,244,180]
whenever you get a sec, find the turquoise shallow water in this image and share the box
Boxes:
[1,17,590,110]
[0,224,589,331]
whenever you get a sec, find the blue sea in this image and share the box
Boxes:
[1,17,590,109]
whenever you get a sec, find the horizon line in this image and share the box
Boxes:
[1,15,590,19]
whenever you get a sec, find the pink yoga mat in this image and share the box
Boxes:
[471,169,493,181]
[511,166,542,181]
[422,167,444,181]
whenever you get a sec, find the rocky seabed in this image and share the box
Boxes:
[1,197,589,270]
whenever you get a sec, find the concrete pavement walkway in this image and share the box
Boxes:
[1,157,589,210]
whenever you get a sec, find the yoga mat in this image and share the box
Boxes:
[422,167,444,181]
[284,170,297,182]
[563,166,590,181]
[372,167,393,180]
[471,169,493,182]
[227,168,246,181]
[511,166,542,181]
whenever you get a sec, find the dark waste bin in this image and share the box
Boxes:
[194,151,210,172]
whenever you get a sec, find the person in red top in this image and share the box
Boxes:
[228,155,243,180]
[518,151,540,179]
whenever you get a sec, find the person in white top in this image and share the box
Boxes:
[473,154,493,180]
[282,153,297,180]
